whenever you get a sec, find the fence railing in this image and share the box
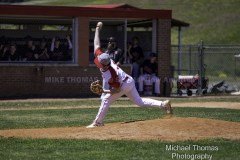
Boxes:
[171,43,240,96]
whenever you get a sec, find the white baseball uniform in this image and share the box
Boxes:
[92,48,166,124]
[138,74,160,95]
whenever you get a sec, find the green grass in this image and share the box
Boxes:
[0,107,162,129]
[0,97,239,129]
[0,98,239,160]
[0,107,239,130]
[0,137,239,160]
[0,96,239,109]
[0,100,100,109]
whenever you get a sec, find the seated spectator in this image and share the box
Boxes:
[62,35,73,61]
[21,36,36,61]
[1,35,73,62]
[34,37,50,61]
[6,43,19,61]
[105,37,123,66]
[138,53,160,96]
[50,36,64,61]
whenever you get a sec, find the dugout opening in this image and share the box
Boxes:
[89,18,155,64]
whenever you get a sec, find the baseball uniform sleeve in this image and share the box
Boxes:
[95,48,103,57]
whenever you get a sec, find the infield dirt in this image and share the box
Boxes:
[0,117,239,142]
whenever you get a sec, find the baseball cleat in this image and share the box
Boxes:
[86,122,104,128]
[163,100,173,114]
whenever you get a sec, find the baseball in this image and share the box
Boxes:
[97,22,103,29]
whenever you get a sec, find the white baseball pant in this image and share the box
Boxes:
[93,77,165,124]
[101,78,109,99]
[138,74,160,94]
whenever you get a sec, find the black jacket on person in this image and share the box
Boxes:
[106,47,123,64]
[142,59,158,75]
[6,51,19,61]
[21,45,36,61]
[130,45,144,64]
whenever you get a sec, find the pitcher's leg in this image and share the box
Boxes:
[126,87,172,114]
[97,76,134,122]
[101,78,109,99]
[126,83,165,108]
[93,91,123,124]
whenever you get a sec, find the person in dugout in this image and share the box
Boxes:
[105,36,123,66]
[138,52,161,96]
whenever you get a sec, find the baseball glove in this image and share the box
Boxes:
[90,80,103,95]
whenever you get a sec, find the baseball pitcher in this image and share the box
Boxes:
[86,22,172,128]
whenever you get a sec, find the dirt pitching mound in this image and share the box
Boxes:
[0,117,239,142]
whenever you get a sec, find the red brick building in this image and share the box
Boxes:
[0,4,188,98]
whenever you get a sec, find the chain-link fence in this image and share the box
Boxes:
[171,43,240,96]
[172,44,200,76]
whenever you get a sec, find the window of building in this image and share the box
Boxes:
[0,16,74,64]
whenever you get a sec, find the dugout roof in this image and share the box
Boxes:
[0,4,189,27]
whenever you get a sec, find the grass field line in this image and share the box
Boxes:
[0,102,239,111]
[1,95,239,102]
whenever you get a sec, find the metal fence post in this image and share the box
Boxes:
[188,45,192,75]
[177,26,182,76]
[198,41,204,95]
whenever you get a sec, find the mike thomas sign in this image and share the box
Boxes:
[44,76,99,84]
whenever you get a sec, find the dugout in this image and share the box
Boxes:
[0,4,189,98]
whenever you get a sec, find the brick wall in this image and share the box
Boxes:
[0,17,172,98]
[77,17,90,66]
[157,19,171,96]
[0,66,131,98]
